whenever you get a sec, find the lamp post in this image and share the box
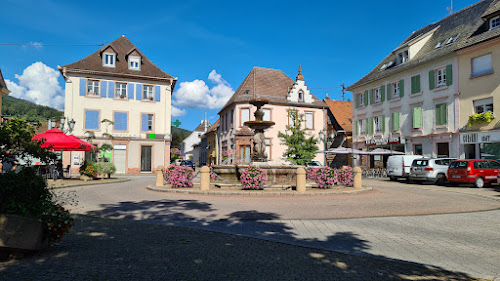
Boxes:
[319,130,335,166]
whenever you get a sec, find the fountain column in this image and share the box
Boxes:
[244,99,275,163]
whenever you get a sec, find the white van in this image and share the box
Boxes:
[387,155,423,181]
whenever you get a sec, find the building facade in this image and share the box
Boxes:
[59,36,177,174]
[457,1,500,160]
[323,97,353,167]
[348,0,497,165]
[181,118,210,165]
[218,66,327,165]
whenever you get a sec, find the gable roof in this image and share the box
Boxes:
[220,66,327,113]
[324,97,353,133]
[0,69,10,95]
[204,118,220,135]
[61,35,175,83]
[348,0,496,90]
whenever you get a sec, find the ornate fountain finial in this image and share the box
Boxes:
[296,65,304,81]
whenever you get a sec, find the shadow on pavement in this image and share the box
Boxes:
[0,199,484,281]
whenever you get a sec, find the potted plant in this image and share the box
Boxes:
[468,111,494,127]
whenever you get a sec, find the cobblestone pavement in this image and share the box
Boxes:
[0,216,488,281]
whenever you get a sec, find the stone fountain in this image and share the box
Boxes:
[244,98,275,163]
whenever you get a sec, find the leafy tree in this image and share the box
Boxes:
[278,109,318,165]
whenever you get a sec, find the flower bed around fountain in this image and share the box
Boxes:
[212,165,301,185]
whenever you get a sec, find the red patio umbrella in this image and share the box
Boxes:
[68,135,95,151]
[33,128,92,151]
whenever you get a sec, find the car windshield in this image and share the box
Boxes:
[308,162,320,166]
[184,161,193,164]
[449,161,468,169]
[412,160,429,167]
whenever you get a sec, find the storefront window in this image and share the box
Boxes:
[414,144,423,155]
[480,143,500,160]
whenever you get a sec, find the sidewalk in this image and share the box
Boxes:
[0,215,487,281]
[47,177,130,189]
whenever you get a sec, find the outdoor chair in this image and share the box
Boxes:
[63,165,71,178]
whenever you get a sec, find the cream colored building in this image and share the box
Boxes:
[59,36,177,174]
[218,66,327,165]
[457,2,500,159]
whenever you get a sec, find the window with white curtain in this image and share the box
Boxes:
[472,54,493,77]
[241,108,250,126]
[305,112,313,129]
[263,109,271,121]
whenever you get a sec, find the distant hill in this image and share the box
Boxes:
[171,126,191,149]
[2,95,63,122]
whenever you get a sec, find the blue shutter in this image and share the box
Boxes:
[108,81,115,98]
[128,83,135,100]
[141,114,148,132]
[136,84,143,100]
[79,78,87,96]
[101,81,108,98]
[85,110,99,130]
[155,86,161,102]
[114,112,128,131]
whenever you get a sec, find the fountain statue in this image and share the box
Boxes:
[244,98,275,162]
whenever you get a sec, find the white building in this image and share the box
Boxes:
[59,36,177,174]
[181,119,210,164]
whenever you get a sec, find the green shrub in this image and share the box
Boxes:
[79,160,98,177]
[96,162,116,178]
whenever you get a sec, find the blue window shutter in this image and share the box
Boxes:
[79,78,87,96]
[141,114,148,132]
[155,86,161,102]
[85,110,99,130]
[136,84,143,100]
[101,81,108,98]
[128,83,135,100]
[114,112,128,131]
[108,81,115,98]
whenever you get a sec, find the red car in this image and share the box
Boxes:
[447,159,500,188]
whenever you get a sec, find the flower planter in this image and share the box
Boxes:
[0,214,43,251]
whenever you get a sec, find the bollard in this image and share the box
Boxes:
[353,166,362,189]
[296,167,306,193]
[200,166,210,191]
[156,165,164,187]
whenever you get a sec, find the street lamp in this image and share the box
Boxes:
[319,129,336,166]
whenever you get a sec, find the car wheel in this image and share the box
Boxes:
[474,177,485,188]
[435,174,446,186]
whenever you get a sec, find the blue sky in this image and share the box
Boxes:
[0,0,476,131]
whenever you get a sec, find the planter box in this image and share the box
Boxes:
[80,175,94,181]
[0,214,43,251]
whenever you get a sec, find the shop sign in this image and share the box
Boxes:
[461,133,478,144]
[461,133,497,144]
[365,137,400,146]
[112,133,143,139]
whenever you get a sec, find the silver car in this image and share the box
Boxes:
[409,158,457,185]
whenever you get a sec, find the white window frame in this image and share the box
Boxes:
[298,91,304,102]
[240,108,250,127]
[305,112,313,130]
[392,82,400,99]
[143,85,154,100]
[87,80,100,96]
[471,54,493,77]
[490,16,500,30]
[436,67,447,87]
[115,82,127,99]
[374,116,383,133]
[474,98,494,114]
[358,92,364,107]
[147,114,154,131]
[374,87,381,103]
[359,119,365,135]
[263,109,271,121]
[397,50,409,64]
[129,56,141,70]
[103,53,116,68]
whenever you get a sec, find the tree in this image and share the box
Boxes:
[278,109,318,165]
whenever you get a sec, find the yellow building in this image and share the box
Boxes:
[204,119,220,165]
[0,69,10,118]
[457,2,500,159]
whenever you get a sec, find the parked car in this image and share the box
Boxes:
[180,160,195,170]
[172,159,182,166]
[447,159,500,188]
[409,158,456,185]
[386,155,424,181]
[306,161,323,167]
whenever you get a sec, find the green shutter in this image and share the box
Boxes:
[355,120,358,136]
[364,90,368,106]
[387,84,391,100]
[365,119,369,135]
[435,104,441,125]
[442,104,447,124]
[413,107,422,129]
[411,76,415,94]
[399,79,404,97]
[416,75,421,93]
[436,103,447,125]
[354,93,358,108]
[393,112,400,131]
[370,89,374,104]
[429,70,435,90]
[396,112,400,131]
[446,64,453,86]
[369,117,374,135]
[382,115,386,132]
[381,85,386,102]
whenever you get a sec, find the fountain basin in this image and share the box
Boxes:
[243,120,275,130]
[212,165,301,185]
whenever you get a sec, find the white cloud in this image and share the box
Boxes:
[171,106,187,117]
[6,62,65,109]
[172,70,234,110]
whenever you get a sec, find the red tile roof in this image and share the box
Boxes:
[324,97,353,133]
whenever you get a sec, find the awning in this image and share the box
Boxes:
[33,128,92,151]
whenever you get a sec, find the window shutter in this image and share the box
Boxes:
[80,79,87,96]
[365,119,369,135]
[108,81,115,98]
[416,75,421,93]
[141,114,148,132]
[446,64,453,86]
[85,110,99,130]
[136,84,143,100]
[429,70,435,90]
[100,81,107,98]
[381,85,386,102]
[399,79,404,97]
[386,84,391,100]
[370,89,374,104]
[114,112,128,131]
[370,117,374,135]
[155,86,161,102]
[436,104,447,125]
[382,115,386,132]
[435,104,441,125]
[413,107,422,129]
[364,90,368,106]
[442,104,447,124]
[354,120,358,136]
[411,76,415,94]
[395,112,400,131]
[128,83,134,99]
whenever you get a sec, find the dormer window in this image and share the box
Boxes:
[396,50,409,65]
[435,40,445,49]
[103,53,115,67]
[446,35,458,44]
[490,16,500,30]
[129,56,141,70]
